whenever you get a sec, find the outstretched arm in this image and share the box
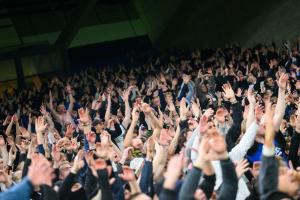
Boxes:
[5,119,13,136]
[168,124,181,156]
[48,91,63,124]
[67,91,75,113]
[124,107,139,148]
[259,99,279,200]
[104,94,112,122]
[273,74,288,131]
[122,87,132,129]
[246,88,256,130]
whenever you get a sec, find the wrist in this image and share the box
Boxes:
[71,167,78,174]
[163,178,177,190]
[194,160,203,169]
[83,125,91,134]
[53,161,59,168]
[218,152,229,160]
[180,116,187,121]
[7,159,14,166]
[230,98,237,104]
[119,158,126,165]
[88,143,95,150]
[262,145,275,156]
[146,156,153,161]
[4,179,12,187]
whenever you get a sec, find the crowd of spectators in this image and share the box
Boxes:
[0,41,300,200]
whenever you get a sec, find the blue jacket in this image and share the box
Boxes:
[177,81,195,106]
[0,177,33,200]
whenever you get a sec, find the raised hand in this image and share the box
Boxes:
[247,88,256,105]
[119,166,136,182]
[191,99,201,118]
[195,137,211,167]
[199,115,209,134]
[19,127,31,139]
[179,98,189,120]
[70,138,79,151]
[277,73,289,90]
[51,145,61,163]
[254,104,264,123]
[65,124,75,138]
[12,114,18,123]
[40,105,47,115]
[78,108,90,124]
[71,150,84,173]
[222,83,236,102]
[120,146,134,164]
[235,159,250,178]
[28,154,54,186]
[163,152,184,189]
[131,107,140,122]
[35,116,47,134]
[203,108,214,118]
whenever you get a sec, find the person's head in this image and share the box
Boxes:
[117,108,124,121]
[200,84,208,93]
[132,137,143,150]
[57,103,67,114]
[93,118,105,133]
[278,161,300,197]
[266,77,274,87]
[237,71,244,80]
[182,71,191,84]
[269,58,278,66]
[152,96,161,107]
[59,161,71,180]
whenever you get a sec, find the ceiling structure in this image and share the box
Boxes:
[0,0,144,52]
